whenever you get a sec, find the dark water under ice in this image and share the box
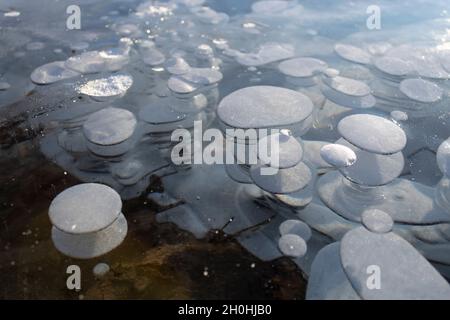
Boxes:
[1,0,450,299]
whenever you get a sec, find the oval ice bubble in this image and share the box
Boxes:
[139,102,187,124]
[115,23,141,37]
[279,219,312,241]
[179,68,223,85]
[278,57,328,78]
[252,1,293,14]
[174,0,206,7]
[361,209,394,234]
[49,183,122,234]
[168,76,199,94]
[249,161,312,194]
[26,42,45,51]
[374,56,412,77]
[4,10,21,17]
[437,138,450,177]
[217,86,313,129]
[439,52,450,73]
[30,61,80,85]
[112,159,144,180]
[306,242,360,300]
[367,42,392,56]
[78,74,133,101]
[337,138,404,187]
[93,263,110,278]
[340,227,450,300]
[274,183,314,208]
[323,68,340,78]
[0,82,11,90]
[323,76,371,97]
[196,44,214,59]
[235,42,295,67]
[165,57,191,75]
[65,51,107,74]
[390,110,408,122]
[334,43,371,65]
[65,50,129,74]
[302,140,335,172]
[169,94,209,114]
[400,78,443,103]
[70,42,90,51]
[278,234,307,258]
[225,163,254,184]
[191,6,229,24]
[98,48,130,72]
[83,107,137,146]
[321,84,376,109]
[142,48,166,66]
[258,132,303,169]
[337,114,407,155]
[320,144,357,168]
[138,40,166,66]
[51,213,127,259]
[413,58,449,80]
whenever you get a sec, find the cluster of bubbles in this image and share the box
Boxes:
[4,0,450,299]
[34,1,226,200]
[308,209,450,300]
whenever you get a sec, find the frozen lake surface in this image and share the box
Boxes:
[1,0,450,299]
